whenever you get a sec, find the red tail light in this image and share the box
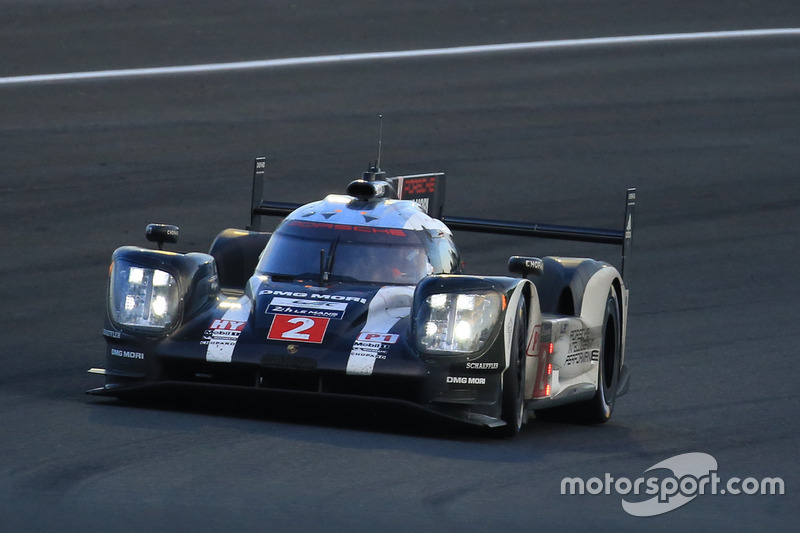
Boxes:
[534,344,554,398]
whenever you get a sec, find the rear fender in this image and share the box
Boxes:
[533,257,605,316]
[580,266,623,329]
[581,265,627,366]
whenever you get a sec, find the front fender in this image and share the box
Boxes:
[412,275,523,355]
[412,275,538,420]
[412,275,540,372]
[107,246,220,334]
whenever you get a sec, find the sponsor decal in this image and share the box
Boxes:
[202,319,246,345]
[569,328,593,351]
[348,340,388,360]
[526,325,541,357]
[561,452,785,517]
[267,314,329,343]
[287,220,408,237]
[146,225,178,239]
[413,197,430,213]
[346,286,412,376]
[466,361,499,370]
[563,328,598,366]
[110,348,144,360]
[210,319,246,331]
[266,297,348,320]
[103,328,121,339]
[206,296,251,363]
[260,289,367,305]
[357,332,399,344]
[446,376,487,385]
[565,351,594,366]
[525,258,543,270]
[346,332,398,372]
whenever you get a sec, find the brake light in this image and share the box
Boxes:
[534,343,554,398]
[544,363,552,396]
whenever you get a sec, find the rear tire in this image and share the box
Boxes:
[582,289,621,423]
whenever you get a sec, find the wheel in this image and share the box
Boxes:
[498,300,527,437]
[580,289,621,423]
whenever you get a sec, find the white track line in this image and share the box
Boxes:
[1,28,798,86]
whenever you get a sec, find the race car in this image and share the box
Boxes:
[89,157,636,436]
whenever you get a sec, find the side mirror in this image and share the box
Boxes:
[508,256,543,278]
[145,224,179,250]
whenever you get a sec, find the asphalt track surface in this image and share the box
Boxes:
[1,1,799,531]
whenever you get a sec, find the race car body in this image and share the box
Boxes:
[89,158,636,435]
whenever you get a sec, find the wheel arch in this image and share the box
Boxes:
[502,280,541,363]
[579,265,624,329]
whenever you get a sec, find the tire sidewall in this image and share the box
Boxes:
[500,301,527,435]
[596,290,621,421]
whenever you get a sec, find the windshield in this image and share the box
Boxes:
[257,221,431,285]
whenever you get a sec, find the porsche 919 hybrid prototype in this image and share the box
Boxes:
[89,157,636,436]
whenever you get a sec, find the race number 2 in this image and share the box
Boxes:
[267,314,329,343]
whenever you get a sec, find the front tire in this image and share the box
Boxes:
[498,300,527,437]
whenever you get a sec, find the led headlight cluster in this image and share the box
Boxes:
[417,291,501,353]
[109,260,180,331]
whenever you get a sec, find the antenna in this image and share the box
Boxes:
[362,115,386,181]
[376,114,383,169]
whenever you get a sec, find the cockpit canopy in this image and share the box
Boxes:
[256,219,461,285]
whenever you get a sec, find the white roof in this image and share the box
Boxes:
[285,194,451,234]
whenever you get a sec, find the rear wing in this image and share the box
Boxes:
[443,188,637,279]
[248,156,636,280]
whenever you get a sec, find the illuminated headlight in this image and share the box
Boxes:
[417,291,501,353]
[109,260,180,331]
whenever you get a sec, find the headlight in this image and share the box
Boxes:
[417,291,501,353]
[109,260,181,332]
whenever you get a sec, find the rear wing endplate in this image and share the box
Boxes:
[385,173,446,219]
[248,156,636,280]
